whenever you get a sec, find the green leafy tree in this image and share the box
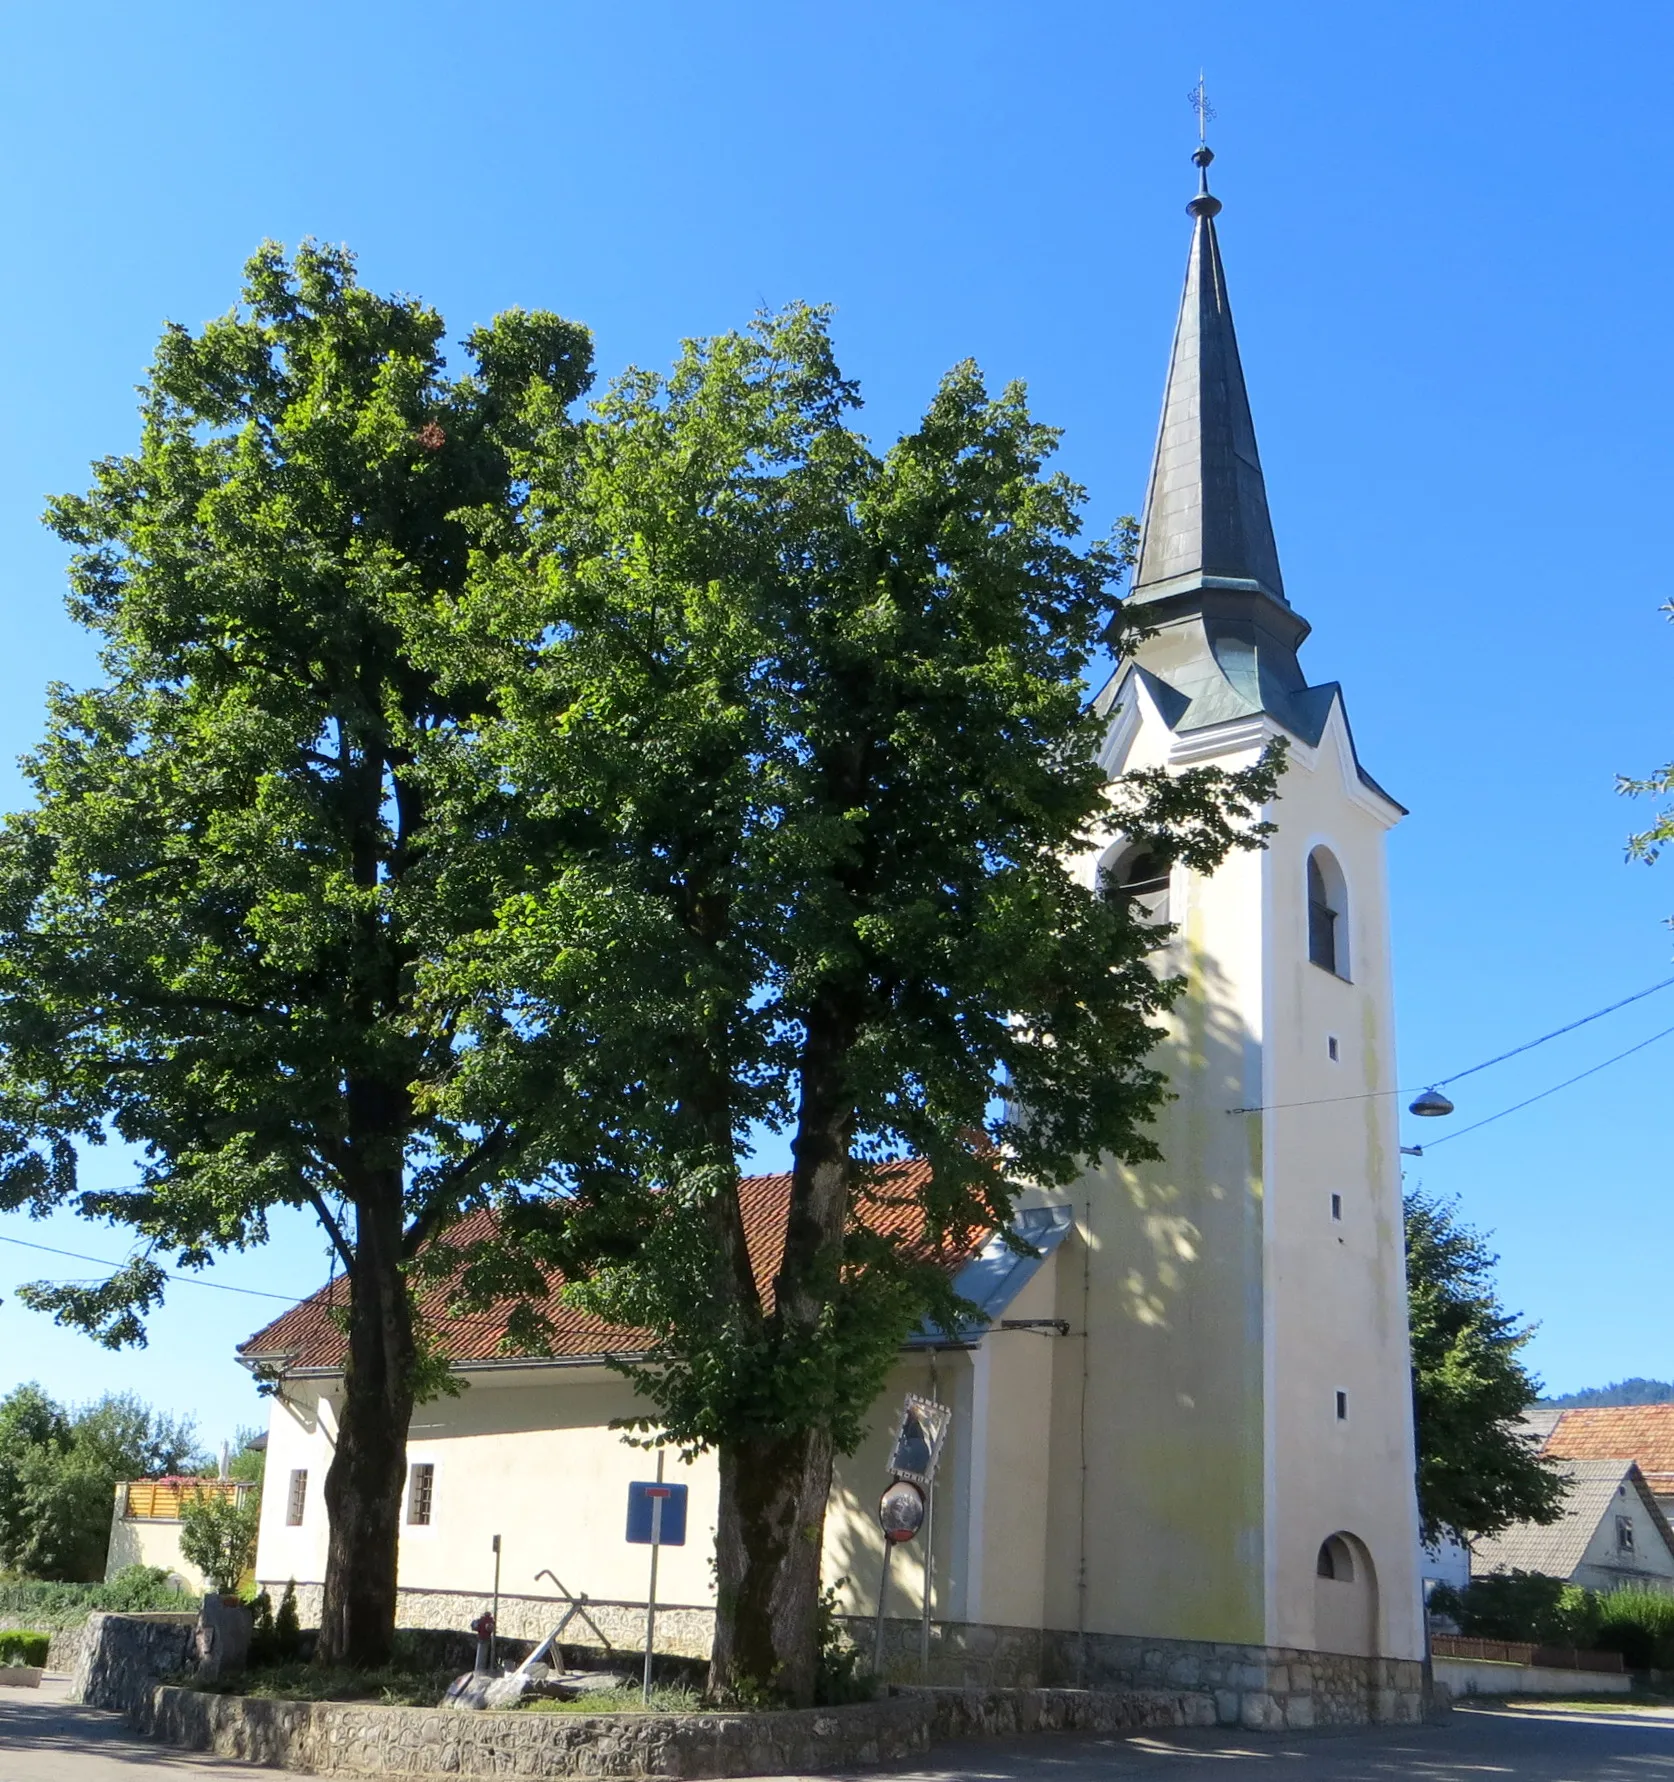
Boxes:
[0,1384,201,1580]
[0,243,593,1661]
[1405,1190,1568,1543]
[179,1483,262,1594]
[434,305,1281,1701]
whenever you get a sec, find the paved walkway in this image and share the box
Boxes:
[8,1676,1674,1781]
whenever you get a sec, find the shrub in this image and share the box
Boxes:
[274,1579,302,1661]
[814,1581,874,1705]
[1594,1586,1674,1672]
[178,1487,260,1594]
[0,1631,49,1666]
[0,1565,185,1626]
[1431,1570,1598,1646]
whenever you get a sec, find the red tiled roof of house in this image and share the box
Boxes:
[1542,1405,1674,1494]
[239,1160,985,1374]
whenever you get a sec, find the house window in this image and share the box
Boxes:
[1617,1515,1636,1555]
[1307,849,1349,979]
[1335,1390,1349,1422]
[286,1469,308,1527]
[1103,847,1171,928]
[407,1463,436,1527]
[1331,1193,1343,1222]
[1327,1034,1340,1061]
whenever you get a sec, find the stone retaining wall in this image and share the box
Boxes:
[71,1611,198,1715]
[864,1618,1437,1729]
[140,1685,936,1777]
[0,1616,87,1673]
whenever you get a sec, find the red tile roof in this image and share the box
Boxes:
[1542,1406,1674,1495]
[239,1161,986,1374]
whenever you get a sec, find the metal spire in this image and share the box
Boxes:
[1129,116,1287,609]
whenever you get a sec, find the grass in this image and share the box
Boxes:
[517,1685,704,1714]
[190,1662,456,1707]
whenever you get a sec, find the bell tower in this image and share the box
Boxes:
[1058,143,1424,1664]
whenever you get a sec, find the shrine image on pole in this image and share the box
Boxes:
[887,1395,951,1490]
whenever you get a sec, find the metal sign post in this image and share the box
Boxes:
[625,1454,688,1707]
[872,1478,926,1675]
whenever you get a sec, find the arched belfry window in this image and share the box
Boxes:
[1103,846,1171,928]
[1316,1534,1355,1581]
[1307,848,1348,980]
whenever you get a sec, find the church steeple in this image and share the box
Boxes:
[1130,146,1287,613]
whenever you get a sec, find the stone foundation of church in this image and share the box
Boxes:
[861,1618,1435,1729]
[265,1584,1437,1729]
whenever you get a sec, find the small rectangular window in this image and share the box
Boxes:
[286,1469,308,1526]
[407,1462,436,1527]
[1331,1193,1343,1222]
[1327,1035,1340,1062]
[1335,1390,1349,1422]
[1617,1514,1636,1555]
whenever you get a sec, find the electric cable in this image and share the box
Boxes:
[1416,1021,1674,1152]
[1228,972,1674,1116]
[0,1231,299,1302]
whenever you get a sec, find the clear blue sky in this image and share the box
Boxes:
[1,0,1670,1446]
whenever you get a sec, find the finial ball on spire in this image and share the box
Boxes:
[1193,145,1214,170]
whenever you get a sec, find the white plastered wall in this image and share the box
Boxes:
[1261,699,1423,1660]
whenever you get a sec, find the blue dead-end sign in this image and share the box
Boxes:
[626,1480,689,1546]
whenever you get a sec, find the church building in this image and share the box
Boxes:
[242,147,1430,1729]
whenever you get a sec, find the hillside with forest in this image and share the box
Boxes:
[1538,1378,1674,1409]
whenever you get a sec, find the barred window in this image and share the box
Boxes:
[407,1462,436,1527]
[286,1469,308,1527]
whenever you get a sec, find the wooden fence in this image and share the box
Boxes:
[1431,1634,1624,1673]
[120,1478,251,1522]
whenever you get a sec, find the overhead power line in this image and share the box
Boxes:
[0,1232,298,1303]
[1432,974,1674,1088]
[1416,1021,1674,1152]
[1229,973,1674,1117]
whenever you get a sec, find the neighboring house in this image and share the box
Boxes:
[1471,1459,1674,1594]
[1539,1405,1674,1527]
[104,1477,254,1595]
[243,137,1429,1698]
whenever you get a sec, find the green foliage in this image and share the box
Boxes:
[178,1485,261,1593]
[428,302,1280,1698]
[0,1384,202,1580]
[814,1582,873,1705]
[1540,1379,1674,1410]
[0,1564,185,1625]
[1594,1586,1674,1672]
[1432,1574,1674,1673]
[434,302,1280,1453]
[248,1589,275,1664]
[1405,1192,1569,1543]
[0,1631,49,1666]
[1430,1571,1600,1647]
[0,239,592,1659]
[274,1578,302,1659]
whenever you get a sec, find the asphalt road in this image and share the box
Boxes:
[6,1677,1674,1781]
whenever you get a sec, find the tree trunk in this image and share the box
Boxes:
[316,1183,415,1668]
[709,1425,836,1705]
[707,997,857,1705]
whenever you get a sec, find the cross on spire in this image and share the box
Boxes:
[1187,75,1215,144]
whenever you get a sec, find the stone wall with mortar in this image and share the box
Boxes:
[257,1593,1441,1732]
[140,1686,935,1778]
[0,1616,88,1673]
[858,1616,1438,1730]
[71,1611,198,1715]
